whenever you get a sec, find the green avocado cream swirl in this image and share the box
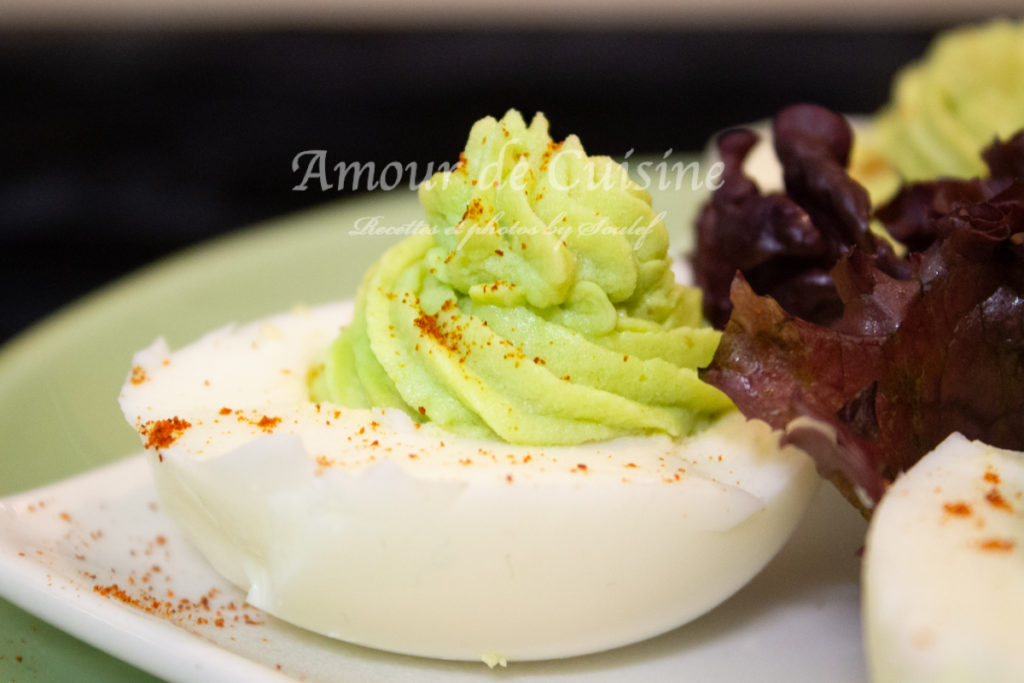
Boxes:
[314,110,733,445]
[871,19,1024,182]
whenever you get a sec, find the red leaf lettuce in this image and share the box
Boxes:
[694,108,1024,514]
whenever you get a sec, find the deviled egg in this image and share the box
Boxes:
[120,110,817,662]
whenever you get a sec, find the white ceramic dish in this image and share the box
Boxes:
[0,453,868,682]
[0,175,869,681]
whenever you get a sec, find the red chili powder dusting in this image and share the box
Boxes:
[140,417,192,450]
[236,414,282,432]
[985,488,1014,513]
[463,197,485,221]
[255,415,281,432]
[943,502,972,516]
[90,535,266,631]
[414,311,458,353]
[92,583,265,628]
[979,538,1016,552]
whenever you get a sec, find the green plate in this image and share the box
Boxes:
[0,172,709,680]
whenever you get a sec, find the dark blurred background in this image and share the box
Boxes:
[0,23,993,344]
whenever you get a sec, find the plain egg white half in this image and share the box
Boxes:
[119,301,818,663]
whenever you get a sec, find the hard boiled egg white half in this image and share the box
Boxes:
[119,301,818,663]
[864,433,1024,682]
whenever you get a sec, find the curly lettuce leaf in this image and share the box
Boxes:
[697,110,1024,515]
[693,104,905,330]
